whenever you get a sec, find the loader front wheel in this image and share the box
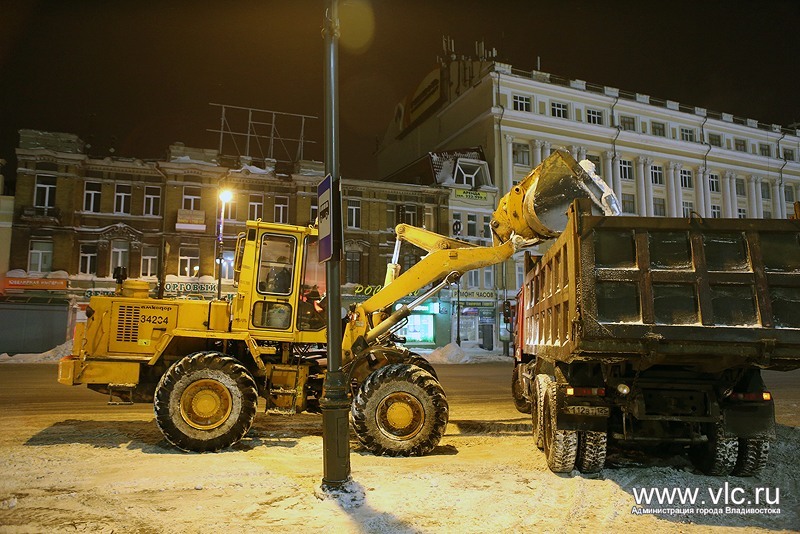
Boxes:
[154,352,258,452]
[351,363,448,456]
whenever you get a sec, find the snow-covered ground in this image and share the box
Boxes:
[0,340,74,363]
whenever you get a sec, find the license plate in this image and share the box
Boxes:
[563,405,610,416]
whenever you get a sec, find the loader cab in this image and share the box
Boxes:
[232,222,326,342]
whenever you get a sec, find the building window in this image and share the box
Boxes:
[682,201,694,217]
[785,186,795,203]
[345,251,360,283]
[708,133,722,147]
[386,206,396,230]
[483,216,491,239]
[550,101,569,119]
[84,182,101,212]
[141,245,159,277]
[620,116,636,131]
[759,144,772,157]
[398,205,417,226]
[144,186,160,216]
[114,184,131,214]
[738,207,747,219]
[483,267,494,288]
[709,174,720,193]
[619,160,633,181]
[621,193,636,214]
[423,206,434,230]
[784,148,795,161]
[110,240,129,271]
[249,194,263,220]
[735,179,745,196]
[651,165,664,185]
[454,159,489,187]
[653,198,666,216]
[223,197,237,220]
[761,182,771,199]
[311,202,319,224]
[651,122,666,137]
[512,143,530,166]
[35,175,57,209]
[347,199,361,228]
[516,263,525,289]
[274,196,289,223]
[586,109,603,125]
[183,186,201,210]
[467,269,480,288]
[680,169,693,189]
[220,250,235,281]
[512,94,531,112]
[402,253,418,272]
[79,244,97,275]
[467,213,477,237]
[179,247,200,277]
[711,205,722,218]
[680,127,695,142]
[28,241,53,273]
[734,139,747,152]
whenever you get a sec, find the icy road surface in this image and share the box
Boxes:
[0,361,798,533]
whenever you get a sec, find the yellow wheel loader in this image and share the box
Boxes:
[59,149,618,454]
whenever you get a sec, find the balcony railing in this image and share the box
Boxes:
[175,209,206,232]
[20,206,61,224]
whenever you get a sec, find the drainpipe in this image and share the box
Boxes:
[154,163,169,299]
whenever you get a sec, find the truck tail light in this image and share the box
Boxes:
[730,391,772,401]
[565,387,605,397]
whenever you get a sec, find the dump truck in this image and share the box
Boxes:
[59,149,618,455]
[511,198,800,475]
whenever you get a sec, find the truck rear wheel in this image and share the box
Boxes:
[542,381,578,472]
[531,374,549,449]
[577,431,607,473]
[733,438,769,476]
[512,365,531,414]
[691,422,738,476]
[154,352,258,452]
[351,363,448,457]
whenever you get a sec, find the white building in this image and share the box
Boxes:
[377,54,800,344]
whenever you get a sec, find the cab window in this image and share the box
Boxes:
[257,234,296,295]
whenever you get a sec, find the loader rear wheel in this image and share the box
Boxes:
[691,422,738,476]
[154,352,258,452]
[351,363,448,456]
[732,438,769,477]
[512,365,531,414]
[531,374,550,449]
[542,381,578,473]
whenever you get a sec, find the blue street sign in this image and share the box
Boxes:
[318,174,332,262]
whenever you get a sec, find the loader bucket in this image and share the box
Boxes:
[491,149,620,245]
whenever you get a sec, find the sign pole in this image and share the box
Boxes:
[320,0,350,490]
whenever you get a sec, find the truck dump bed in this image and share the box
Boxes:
[522,199,800,372]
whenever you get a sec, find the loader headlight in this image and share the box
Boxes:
[617,383,630,396]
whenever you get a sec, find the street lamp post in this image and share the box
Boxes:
[217,189,232,300]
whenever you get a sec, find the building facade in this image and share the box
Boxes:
[377,56,800,331]
[5,130,452,350]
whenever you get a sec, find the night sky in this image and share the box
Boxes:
[1,0,799,192]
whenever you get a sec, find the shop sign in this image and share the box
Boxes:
[354,284,420,297]
[85,289,116,298]
[456,290,495,299]
[454,189,488,201]
[1,277,68,291]
[163,282,217,293]
[479,308,496,324]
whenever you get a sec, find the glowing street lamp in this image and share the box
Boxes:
[218,189,233,300]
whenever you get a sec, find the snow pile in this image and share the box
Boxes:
[0,340,72,363]
[421,342,510,365]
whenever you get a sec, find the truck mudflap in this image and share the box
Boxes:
[723,401,776,440]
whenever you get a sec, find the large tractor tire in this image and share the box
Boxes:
[531,374,550,449]
[351,363,448,457]
[542,381,578,473]
[577,431,607,473]
[732,438,769,477]
[407,354,438,380]
[512,364,531,414]
[691,422,738,476]
[154,352,258,452]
